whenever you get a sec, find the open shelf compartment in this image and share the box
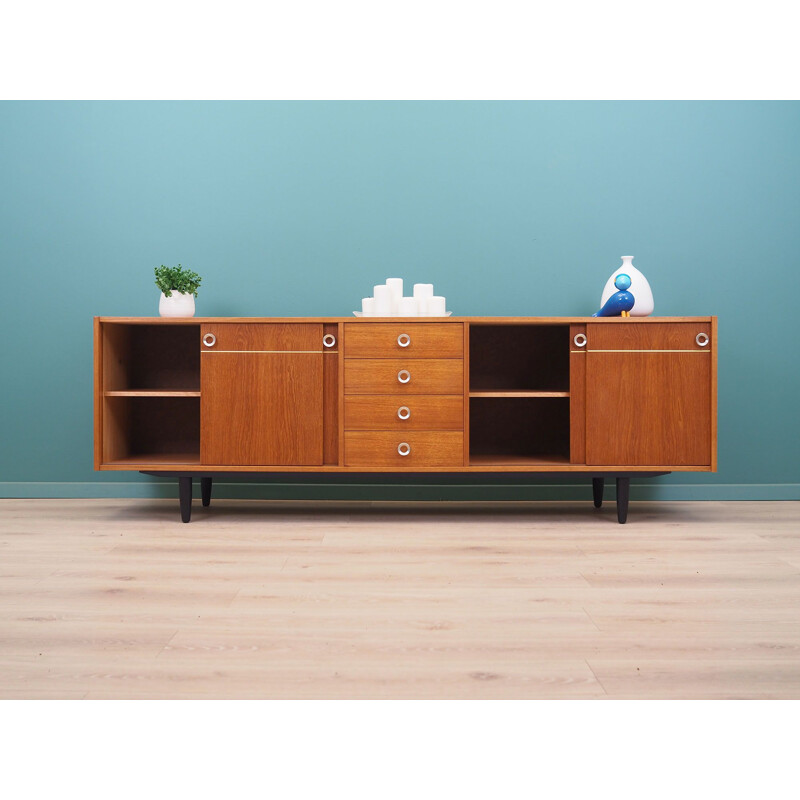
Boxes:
[469,324,570,393]
[103,323,201,392]
[468,396,570,466]
[102,395,200,465]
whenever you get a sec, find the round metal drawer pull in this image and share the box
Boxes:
[696,332,709,347]
[397,333,411,348]
[397,369,411,384]
[322,334,336,348]
[573,333,587,348]
[397,442,411,456]
[202,333,216,348]
[397,406,411,420]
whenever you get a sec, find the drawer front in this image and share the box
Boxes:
[345,431,464,467]
[344,359,464,394]
[344,323,463,358]
[345,395,463,431]
[586,322,713,351]
[201,323,324,352]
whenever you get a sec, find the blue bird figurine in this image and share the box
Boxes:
[592,273,635,317]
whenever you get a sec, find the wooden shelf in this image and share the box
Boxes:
[105,390,201,397]
[469,454,570,467]
[469,390,569,398]
[103,452,201,467]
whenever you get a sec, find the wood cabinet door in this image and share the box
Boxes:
[585,323,713,466]
[201,324,324,465]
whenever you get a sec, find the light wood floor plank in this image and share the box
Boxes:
[1,499,799,699]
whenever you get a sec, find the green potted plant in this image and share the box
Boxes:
[155,264,202,317]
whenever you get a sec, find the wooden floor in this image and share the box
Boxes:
[1,499,799,699]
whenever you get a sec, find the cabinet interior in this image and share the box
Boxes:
[469,325,571,465]
[469,397,570,465]
[469,324,569,392]
[103,324,200,391]
[101,323,201,465]
[103,396,200,465]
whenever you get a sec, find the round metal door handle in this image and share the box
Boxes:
[397,369,411,384]
[397,406,411,420]
[573,333,587,348]
[322,334,336,348]
[397,442,411,456]
[397,333,411,348]
[696,332,709,347]
[202,333,216,348]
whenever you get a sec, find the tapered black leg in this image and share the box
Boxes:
[592,477,604,508]
[201,477,212,507]
[616,476,630,524]
[179,477,192,523]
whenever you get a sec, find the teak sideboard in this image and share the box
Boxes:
[93,317,717,523]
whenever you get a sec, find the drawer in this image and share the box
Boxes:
[345,395,463,431]
[345,431,464,467]
[344,358,463,394]
[344,323,463,358]
[586,322,713,351]
[201,323,324,352]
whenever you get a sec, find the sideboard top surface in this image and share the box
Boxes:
[96,316,715,324]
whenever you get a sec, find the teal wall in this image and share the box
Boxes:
[1,101,798,501]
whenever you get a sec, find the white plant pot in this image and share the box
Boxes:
[159,291,196,317]
[601,256,654,316]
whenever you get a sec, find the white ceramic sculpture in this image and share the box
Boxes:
[355,279,447,316]
[600,256,654,316]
